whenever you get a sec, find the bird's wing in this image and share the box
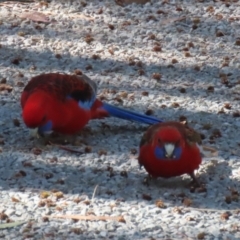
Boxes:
[139,123,162,147]
[21,73,98,109]
[139,121,202,147]
[180,123,202,146]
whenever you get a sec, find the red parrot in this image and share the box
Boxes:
[21,73,162,136]
[138,121,202,185]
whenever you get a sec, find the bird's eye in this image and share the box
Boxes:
[175,140,180,146]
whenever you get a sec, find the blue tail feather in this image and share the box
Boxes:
[102,102,162,125]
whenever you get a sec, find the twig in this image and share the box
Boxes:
[0,220,27,229]
[0,0,33,5]
[201,145,218,157]
[202,145,217,153]
[67,13,94,21]
[48,214,126,222]
[160,16,187,26]
[48,141,83,154]
[185,207,240,213]
[91,185,99,202]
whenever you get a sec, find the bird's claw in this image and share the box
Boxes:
[189,172,201,188]
[143,174,153,186]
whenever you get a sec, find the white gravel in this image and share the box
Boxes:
[0,0,240,239]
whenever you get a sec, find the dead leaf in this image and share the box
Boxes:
[172,207,182,214]
[0,84,13,92]
[13,170,27,178]
[71,228,84,235]
[220,212,230,220]
[197,232,206,239]
[142,194,152,201]
[20,12,50,23]
[155,199,166,208]
[32,147,42,155]
[182,198,192,207]
[11,197,20,203]
[53,191,64,199]
[40,191,51,199]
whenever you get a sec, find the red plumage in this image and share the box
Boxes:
[21,72,162,136]
[21,73,95,106]
[138,121,202,184]
[21,73,107,135]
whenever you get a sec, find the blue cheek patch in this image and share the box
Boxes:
[78,99,95,110]
[174,146,182,160]
[154,146,182,161]
[38,120,53,135]
[66,95,95,110]
[154,146,166,159]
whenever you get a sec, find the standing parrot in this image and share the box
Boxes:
[21,72,162,136]
[138,121,202,185]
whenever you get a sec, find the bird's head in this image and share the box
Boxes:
[153,127,184,160]
[22,100,52,136]
[22,102,47,129]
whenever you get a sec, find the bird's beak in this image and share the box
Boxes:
[164,143,175,158]
[29,128,40,138]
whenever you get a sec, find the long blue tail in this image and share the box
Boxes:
[102,102,162,125]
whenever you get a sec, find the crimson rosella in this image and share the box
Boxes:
[138,121,202,185]
[21,73,162,136]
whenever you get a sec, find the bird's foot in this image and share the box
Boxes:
[43,133,81,146]
[188,172,207,192]
[143,174,153,186]
[189,172,201,187]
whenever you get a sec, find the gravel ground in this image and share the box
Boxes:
[0,0,240,239]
